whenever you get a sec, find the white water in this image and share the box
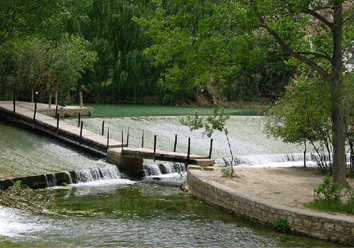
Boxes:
[66,116,315,169]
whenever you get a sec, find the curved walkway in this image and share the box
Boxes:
[186,167,354,245]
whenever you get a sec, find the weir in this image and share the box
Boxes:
[0,101,214,179]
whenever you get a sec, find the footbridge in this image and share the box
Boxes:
[0,101,214,177]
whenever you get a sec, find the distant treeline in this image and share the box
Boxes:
[0,0,295,106]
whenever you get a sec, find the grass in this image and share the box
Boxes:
[0,238,21,248]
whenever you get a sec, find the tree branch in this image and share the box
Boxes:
[202,51,331,67]
[250,1,331,81]
[303,9,333,29]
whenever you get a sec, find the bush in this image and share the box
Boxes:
[274,219,291,233]
[308,175,354,214]
[221,167,236,177]
[313,174,342,206]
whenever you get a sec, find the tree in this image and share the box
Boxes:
[0,36,97,102]
[264,75,333,171]
[64,0,165,104]
[0,0,92,49]
[137,0,354,185]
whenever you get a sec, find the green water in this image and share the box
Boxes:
[9,183,338,247]
[84,104,261,117]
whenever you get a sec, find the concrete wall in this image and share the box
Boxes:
[187,168,354,245]
[38,106,93,117]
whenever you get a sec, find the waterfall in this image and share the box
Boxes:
[144,162,186,176]
[214,153,321,168]
[64,171,73,184]
[44,174,57,187]
[75,166,122,183]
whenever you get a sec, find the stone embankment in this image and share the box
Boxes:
[186,167,354,245]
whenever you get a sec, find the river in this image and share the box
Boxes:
[0,106,340,247]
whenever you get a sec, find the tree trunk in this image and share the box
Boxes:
[330,2,347,186]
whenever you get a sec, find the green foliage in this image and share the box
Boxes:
[264,75,333,171]
[308,183,354,214]
[313,175,342,206]
[180,104,230,138]
[0,35,97,101]
[65,0,166,104]
[344,188,354,214]
[307,175,354,214]
[137,0,353,184]
[0,0,92,48]
[274,219,291,233]
[180,104,236,177]
[221,167,236,178]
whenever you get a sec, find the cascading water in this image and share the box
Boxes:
[75,166,123,183]
[66,116,321,170]
[143,162,186,177]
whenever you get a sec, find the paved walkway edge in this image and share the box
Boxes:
[186,168,354,245]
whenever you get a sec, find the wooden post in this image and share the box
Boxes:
[55,91,58,106]
[49,94,52,109]
[187,138,191,164]
[78,113,81,127]
[79,121,83,145]
[153,135,157,162]
[209,139,213,159]
[141,130,144,148]
[173,134,177,152]
[79,92,83,108]
[107,127,110,149]
[102,121,105,135]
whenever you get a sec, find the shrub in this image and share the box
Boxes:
[313,174,342,206]
[344,188,354,214]
[221,167,236,177]
[274,219,291,233]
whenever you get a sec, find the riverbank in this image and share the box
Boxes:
[186,165,354,245]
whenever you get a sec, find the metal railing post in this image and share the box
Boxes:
[55,104,58,119]
[78,113,81,127]
[13,91,16,113]
[102,121,105,135]
[107,127,110,149]
[121,131,124,151]
[209,139,213,159]
[79,121,83,145]
[141,130,144,148]
[187,137,191,164]
[173,134,177,152]
[33,91,38,123]
[56,113,60,135]
[153,135,157,162]
[127,127,130,146]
